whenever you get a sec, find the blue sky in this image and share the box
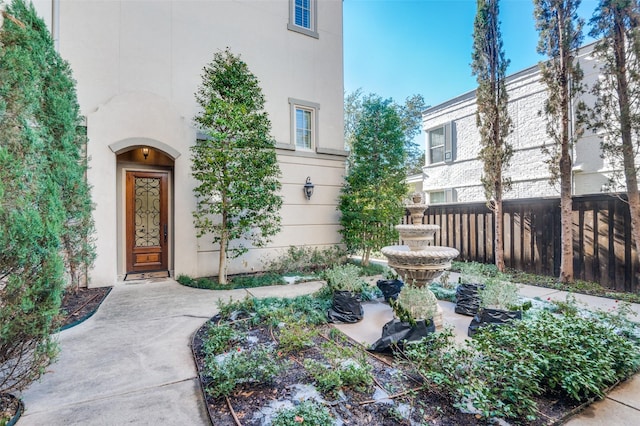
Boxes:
[344,0,599,109]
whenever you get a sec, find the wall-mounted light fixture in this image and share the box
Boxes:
[303,176,314,200]
[142,147,149,160]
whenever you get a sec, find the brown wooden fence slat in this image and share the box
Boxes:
[415,194,638,292]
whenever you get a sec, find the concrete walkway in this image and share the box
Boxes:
[17,279,323,426]
[16,276,640,425]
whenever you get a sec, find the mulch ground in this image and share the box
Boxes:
[58,286,112,329]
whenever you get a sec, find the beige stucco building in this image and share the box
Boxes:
[421,42,613,204]
[32,0,346,286]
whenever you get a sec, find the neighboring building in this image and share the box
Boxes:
[421,42,612,205]
[32,0,346,286]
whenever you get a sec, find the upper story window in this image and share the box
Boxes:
[288,0,319,38]
[295,107,313,149]
[429,127,445,164]
[427,122,455,164]
[289,98,319,151]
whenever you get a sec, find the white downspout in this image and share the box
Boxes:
[52,0,60,51]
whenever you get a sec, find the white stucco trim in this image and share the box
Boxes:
[109,138,181,159]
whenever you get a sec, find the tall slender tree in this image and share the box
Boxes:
[588,0,640,267]
[338,95,407,266]
[191,49,282,285]
[471,0,513,272]
[534,0,585,283]
[0,0,94,392]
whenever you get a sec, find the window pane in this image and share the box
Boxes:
[431,146,444,163]
[430,191,445,204]
[429,127,445,163]
[429,127,445,148]
[295,108,312,149]
[295,0,311,28]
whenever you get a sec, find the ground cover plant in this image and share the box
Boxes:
[191,282,639,425]
[402,304,640,421]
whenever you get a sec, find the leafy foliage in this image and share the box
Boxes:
[177,272,286,290]
[277,321,319,354]
[271,400,334,426]
[471,0,513,272]
[323,263,367,292]
[403,309,640,421]
[391,284,439,324]
[216,295,331,328]
[264,245,347,275]
[338,95,407,266]
[534,0,585,283]
[344,90,426,175]
[204,346,288,398]
[0,0,95,393]
[303,339,373,397]
[202,323,245,356]
[191,49,282,284]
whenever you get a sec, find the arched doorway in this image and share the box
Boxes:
[116,146,175,279]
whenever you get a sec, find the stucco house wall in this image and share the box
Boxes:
[33,0,346,286]
[422,42,614,204]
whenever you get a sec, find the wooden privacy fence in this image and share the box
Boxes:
[407,193,638,293]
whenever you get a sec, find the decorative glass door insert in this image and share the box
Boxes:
[126,171,168,273]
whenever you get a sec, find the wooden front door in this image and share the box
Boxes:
[126,171,169,273]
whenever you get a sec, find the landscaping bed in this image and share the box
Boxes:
[193,315,482,425]
[190,293,629,425]
[58,286,112,330]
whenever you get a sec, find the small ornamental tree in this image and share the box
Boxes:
[0,0,95,393]
[588,0,640,266]
[191,49,282,284]
[471,0,513,272]
[338,95,407,266]
[534,0,585,283]
[345,90,426,175]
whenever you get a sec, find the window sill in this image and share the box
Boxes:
[287,23,319,39]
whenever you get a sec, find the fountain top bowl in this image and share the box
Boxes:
[406,204,430,210]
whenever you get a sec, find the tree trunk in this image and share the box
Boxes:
[559,154,573,284]
[612,10,640,267]
[362,247,370,267]
[494,196,505,272]
[218,210,228,285]
[558,15,574,284]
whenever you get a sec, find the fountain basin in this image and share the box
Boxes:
[381,245,460,286]
[406,203,430,224]
[396,224,440,251]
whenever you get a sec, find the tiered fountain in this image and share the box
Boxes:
[381,193,460,328]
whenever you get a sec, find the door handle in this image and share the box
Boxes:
[164,224,168,243]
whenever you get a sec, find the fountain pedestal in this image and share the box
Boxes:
[381,195,459,329]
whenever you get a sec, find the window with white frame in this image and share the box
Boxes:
[288,0,318,38]
[429,127,445,164]
[296,107,313,149]
[427,122,455,164]
[429,189,457,204]
[289,98,319,151]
